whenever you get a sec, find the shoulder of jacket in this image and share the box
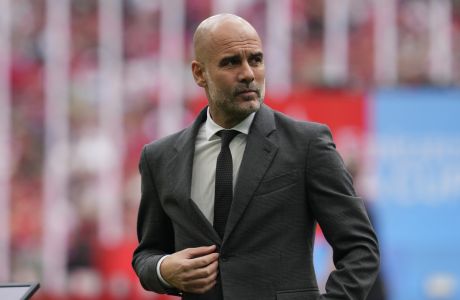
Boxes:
[272,109,329,134]
[143,129,185,156]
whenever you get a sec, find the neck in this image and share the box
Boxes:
[209,109,248,129]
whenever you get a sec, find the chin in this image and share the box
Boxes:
[240,100,261,113]
[229,101,260,120]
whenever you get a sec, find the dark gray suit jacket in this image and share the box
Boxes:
[133,104,380,300]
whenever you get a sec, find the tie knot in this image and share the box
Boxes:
[218,130,239,148]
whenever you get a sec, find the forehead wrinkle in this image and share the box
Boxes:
[217,38,261,47]
[210,34,262,58]
[214,40,261,54]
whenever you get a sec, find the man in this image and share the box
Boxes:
[133,14,379,300]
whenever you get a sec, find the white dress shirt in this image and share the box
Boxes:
[157,108,255,286]
[191,108,255,223]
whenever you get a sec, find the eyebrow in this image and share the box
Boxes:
[249,52,264,60]
[219,51,264,65]
[220,54,240,63]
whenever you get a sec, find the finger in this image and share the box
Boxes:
[195,280,217,294]
[164,252,216,275]
[186,270,218,287]
[182,274,218,294]
[183,260,219,281]
[184,245,217,258]
[186,253,219,271]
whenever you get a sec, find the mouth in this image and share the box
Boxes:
[235,89,259,98]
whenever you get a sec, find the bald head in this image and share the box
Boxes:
[193,14,261,62]
[190,14,265,128]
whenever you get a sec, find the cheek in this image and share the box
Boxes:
[206,69,238,93]
[254,68,265,82]
[214,76,235,92]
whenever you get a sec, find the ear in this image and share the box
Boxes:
[191,60,207,87]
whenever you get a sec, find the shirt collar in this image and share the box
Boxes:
[205,107,255,141]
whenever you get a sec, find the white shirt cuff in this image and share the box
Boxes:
[156,255,173,288]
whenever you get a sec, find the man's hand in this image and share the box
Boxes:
[160,245,219,294]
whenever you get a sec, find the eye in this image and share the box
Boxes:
[249,54,264,66]
[219,56,240,67]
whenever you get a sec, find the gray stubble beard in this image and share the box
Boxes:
[207,78,265,122]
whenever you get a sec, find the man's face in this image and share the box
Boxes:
[196,22,265,127]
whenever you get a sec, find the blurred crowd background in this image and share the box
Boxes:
[0,0,460,299]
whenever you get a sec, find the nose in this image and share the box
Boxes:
[237,61,255,84]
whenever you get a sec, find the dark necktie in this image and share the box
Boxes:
[213,130,239,238]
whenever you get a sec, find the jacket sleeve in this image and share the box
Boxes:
[305,124,380,300]
[132,146,181,296]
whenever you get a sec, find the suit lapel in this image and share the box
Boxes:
[224,105,278,242]
[166,107,221,244]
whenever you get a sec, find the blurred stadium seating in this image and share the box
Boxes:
[0,0,459,299]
